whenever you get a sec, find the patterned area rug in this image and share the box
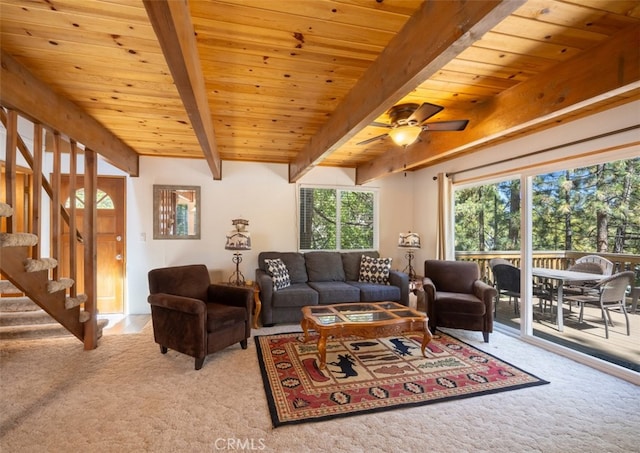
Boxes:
[256,330,549,427]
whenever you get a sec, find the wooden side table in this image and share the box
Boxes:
[251,283,262,329]
[410,277,426,312]
[217,282,261,329]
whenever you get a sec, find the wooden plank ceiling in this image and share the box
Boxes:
[1,0,639,183]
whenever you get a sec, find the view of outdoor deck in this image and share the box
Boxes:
[457,251,640,372]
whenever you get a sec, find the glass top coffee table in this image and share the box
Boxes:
[301,302,432,369]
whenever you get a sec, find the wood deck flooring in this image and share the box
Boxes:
[495,296,639,372]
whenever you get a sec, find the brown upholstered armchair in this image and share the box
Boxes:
[423,260,497,342]
[148,264,252,370]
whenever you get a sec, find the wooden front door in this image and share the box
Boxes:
[60,176,126,314]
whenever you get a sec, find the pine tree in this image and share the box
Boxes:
[454,157,639,254]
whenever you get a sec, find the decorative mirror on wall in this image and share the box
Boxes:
[153,185,201,239]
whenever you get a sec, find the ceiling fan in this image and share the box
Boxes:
[357,102,469,147]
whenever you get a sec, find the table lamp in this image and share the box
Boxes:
[398,231,421,281]
[225,218,252,285]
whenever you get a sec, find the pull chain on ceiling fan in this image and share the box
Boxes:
[357,102,469,147]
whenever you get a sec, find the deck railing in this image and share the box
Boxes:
[456,251,640,286]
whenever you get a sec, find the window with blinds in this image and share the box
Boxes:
[298,186,377,251]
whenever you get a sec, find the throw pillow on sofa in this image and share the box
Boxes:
[342,251,379,281]
[264,258,291,290]
[358,256,392,285]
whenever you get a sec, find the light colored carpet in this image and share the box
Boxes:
[1,323,638,453]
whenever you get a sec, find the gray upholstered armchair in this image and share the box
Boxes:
[148,264,252,370]
[423,260,497,342]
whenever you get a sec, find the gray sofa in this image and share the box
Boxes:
[256,251,410,325]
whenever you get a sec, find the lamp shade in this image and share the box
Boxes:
[225,231,251,250]
[398,232,421,249]
[388,125,422,147]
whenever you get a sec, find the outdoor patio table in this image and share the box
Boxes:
[532,268,606,332]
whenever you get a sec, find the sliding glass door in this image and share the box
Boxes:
[454,157,640,373]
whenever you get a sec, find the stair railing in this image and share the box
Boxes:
[1,107,98,349]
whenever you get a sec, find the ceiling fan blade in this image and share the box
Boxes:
[370,121,392,128]
[409,102,444,124]
[421,119,469,131]
[357,133,388,145]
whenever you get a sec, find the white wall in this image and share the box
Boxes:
[125,159,414,314]
[0,118,415,316]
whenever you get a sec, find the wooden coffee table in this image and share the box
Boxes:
[300,302,432,369]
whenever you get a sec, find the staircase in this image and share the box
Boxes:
[0,202,107,342]
[0,291,68,340]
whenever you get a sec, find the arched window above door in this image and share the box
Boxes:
[64,188,114,210]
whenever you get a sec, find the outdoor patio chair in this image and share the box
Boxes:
[492,263,551,316]
[562,259,607,302]
[564,271,634,339]
[490,258,515,310]
[489,258,512,269]
[574,255,614,276]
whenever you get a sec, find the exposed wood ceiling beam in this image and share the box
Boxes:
[288,0,525,183]
[0,50,139,176]
[143,0,221,180]
[356,25,640,184]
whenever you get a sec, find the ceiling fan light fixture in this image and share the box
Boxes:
[388,125,422,146]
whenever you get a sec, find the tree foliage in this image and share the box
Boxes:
[340,191,374,249]
[455,157,640,254]
[299,187,374,250]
